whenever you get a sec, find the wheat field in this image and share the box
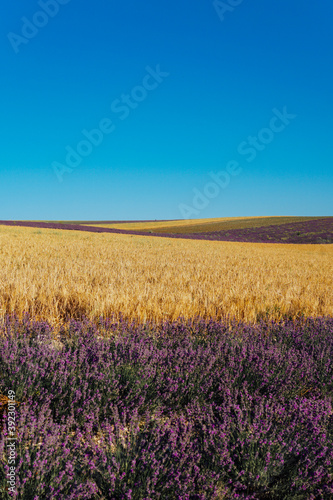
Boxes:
[82,215,318,233]
[0,224,332,326]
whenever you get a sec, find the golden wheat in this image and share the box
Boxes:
[83,215,314,232]
[82,216,261,230]
[0,225,332,326]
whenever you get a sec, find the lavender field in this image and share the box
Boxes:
[0,217,332,244]
[1,315,333,499]
[186,218,333,244]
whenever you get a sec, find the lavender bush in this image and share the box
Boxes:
[0,315,333,498]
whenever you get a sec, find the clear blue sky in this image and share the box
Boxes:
[1,0,332,220]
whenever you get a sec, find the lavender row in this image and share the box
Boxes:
[1,315,333,498]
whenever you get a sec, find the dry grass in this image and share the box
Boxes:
[0,224,332,326]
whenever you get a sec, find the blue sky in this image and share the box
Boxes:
[1,0,332,220]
